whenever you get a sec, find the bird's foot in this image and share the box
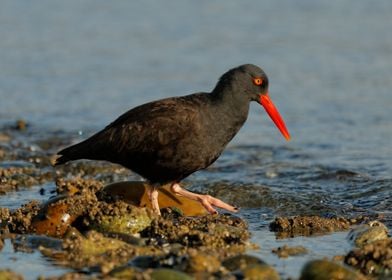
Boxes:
[147,185,161,215]
[170,183,238,214]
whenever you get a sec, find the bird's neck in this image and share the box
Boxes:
[208,84,250,136]
[211,83,250,121]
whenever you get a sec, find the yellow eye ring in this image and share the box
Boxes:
[253,78,263,86]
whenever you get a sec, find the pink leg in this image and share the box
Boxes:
[147,185,161,215]
[170,183,238,214]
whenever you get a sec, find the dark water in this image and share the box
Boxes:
[1,1,391,279]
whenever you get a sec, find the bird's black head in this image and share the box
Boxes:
[212,64,290,141]
[213,64,269,102]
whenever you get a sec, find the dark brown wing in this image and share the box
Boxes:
[55,94,213,182]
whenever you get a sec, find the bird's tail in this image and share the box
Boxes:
[53,138,94,166]
[53,128,114,166]
[54,154,71,166]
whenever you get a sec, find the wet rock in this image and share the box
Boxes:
[270,216,351,238]
[186,249,221,273]
[242,264,280,280]
[105,231,146,246]
[30,196,76,237]
[222,254,278,280]
[142,214,249,249]
[300,259,367,280]
[222,254,266,271]
[344,238,392,277]
[31,194,97,237]
[0,238,3,251]
[150,268,193,280]
[41,230,138,274]
[12,234,62,253]
[109,266,141,279]
[0,207,10,228]
[54,160,131,184]
[7,201,41,234]
[15,119,27,131]
[0,166,52,194]
[0,269,24,280]
[69,230,131,256]
[0,148,5,161]
[0,133,11,143]
[55,177,103,196]
[39,272,92,280]
[272,245,308,258]
[88,201,156,235]
[347,221,389,247]
[101,181,208,216]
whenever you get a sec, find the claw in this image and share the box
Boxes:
[170,183,238,214]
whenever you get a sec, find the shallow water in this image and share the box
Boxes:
[1,0,391,278]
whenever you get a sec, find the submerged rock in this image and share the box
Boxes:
[12,234,62,253]
[300,259,367,280]
[101,181,208,216]
[344,238,392,277]
[347,221,389,247]
[272,245,308,258]
[0,166,52,194]
[270,216,351,238]
[15,119,27,131]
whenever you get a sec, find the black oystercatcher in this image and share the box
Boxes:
[55,64,290,215]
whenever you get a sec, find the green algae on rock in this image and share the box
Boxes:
[299,259,367,280]
[87,200,156,235]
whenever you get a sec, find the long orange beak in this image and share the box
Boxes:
[260,93,291,141]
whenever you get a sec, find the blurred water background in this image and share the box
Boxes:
[0,0,391,279]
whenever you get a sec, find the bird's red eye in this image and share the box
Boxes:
[253,78,263,86]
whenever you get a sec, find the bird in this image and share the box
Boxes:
[55,64,290,215]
